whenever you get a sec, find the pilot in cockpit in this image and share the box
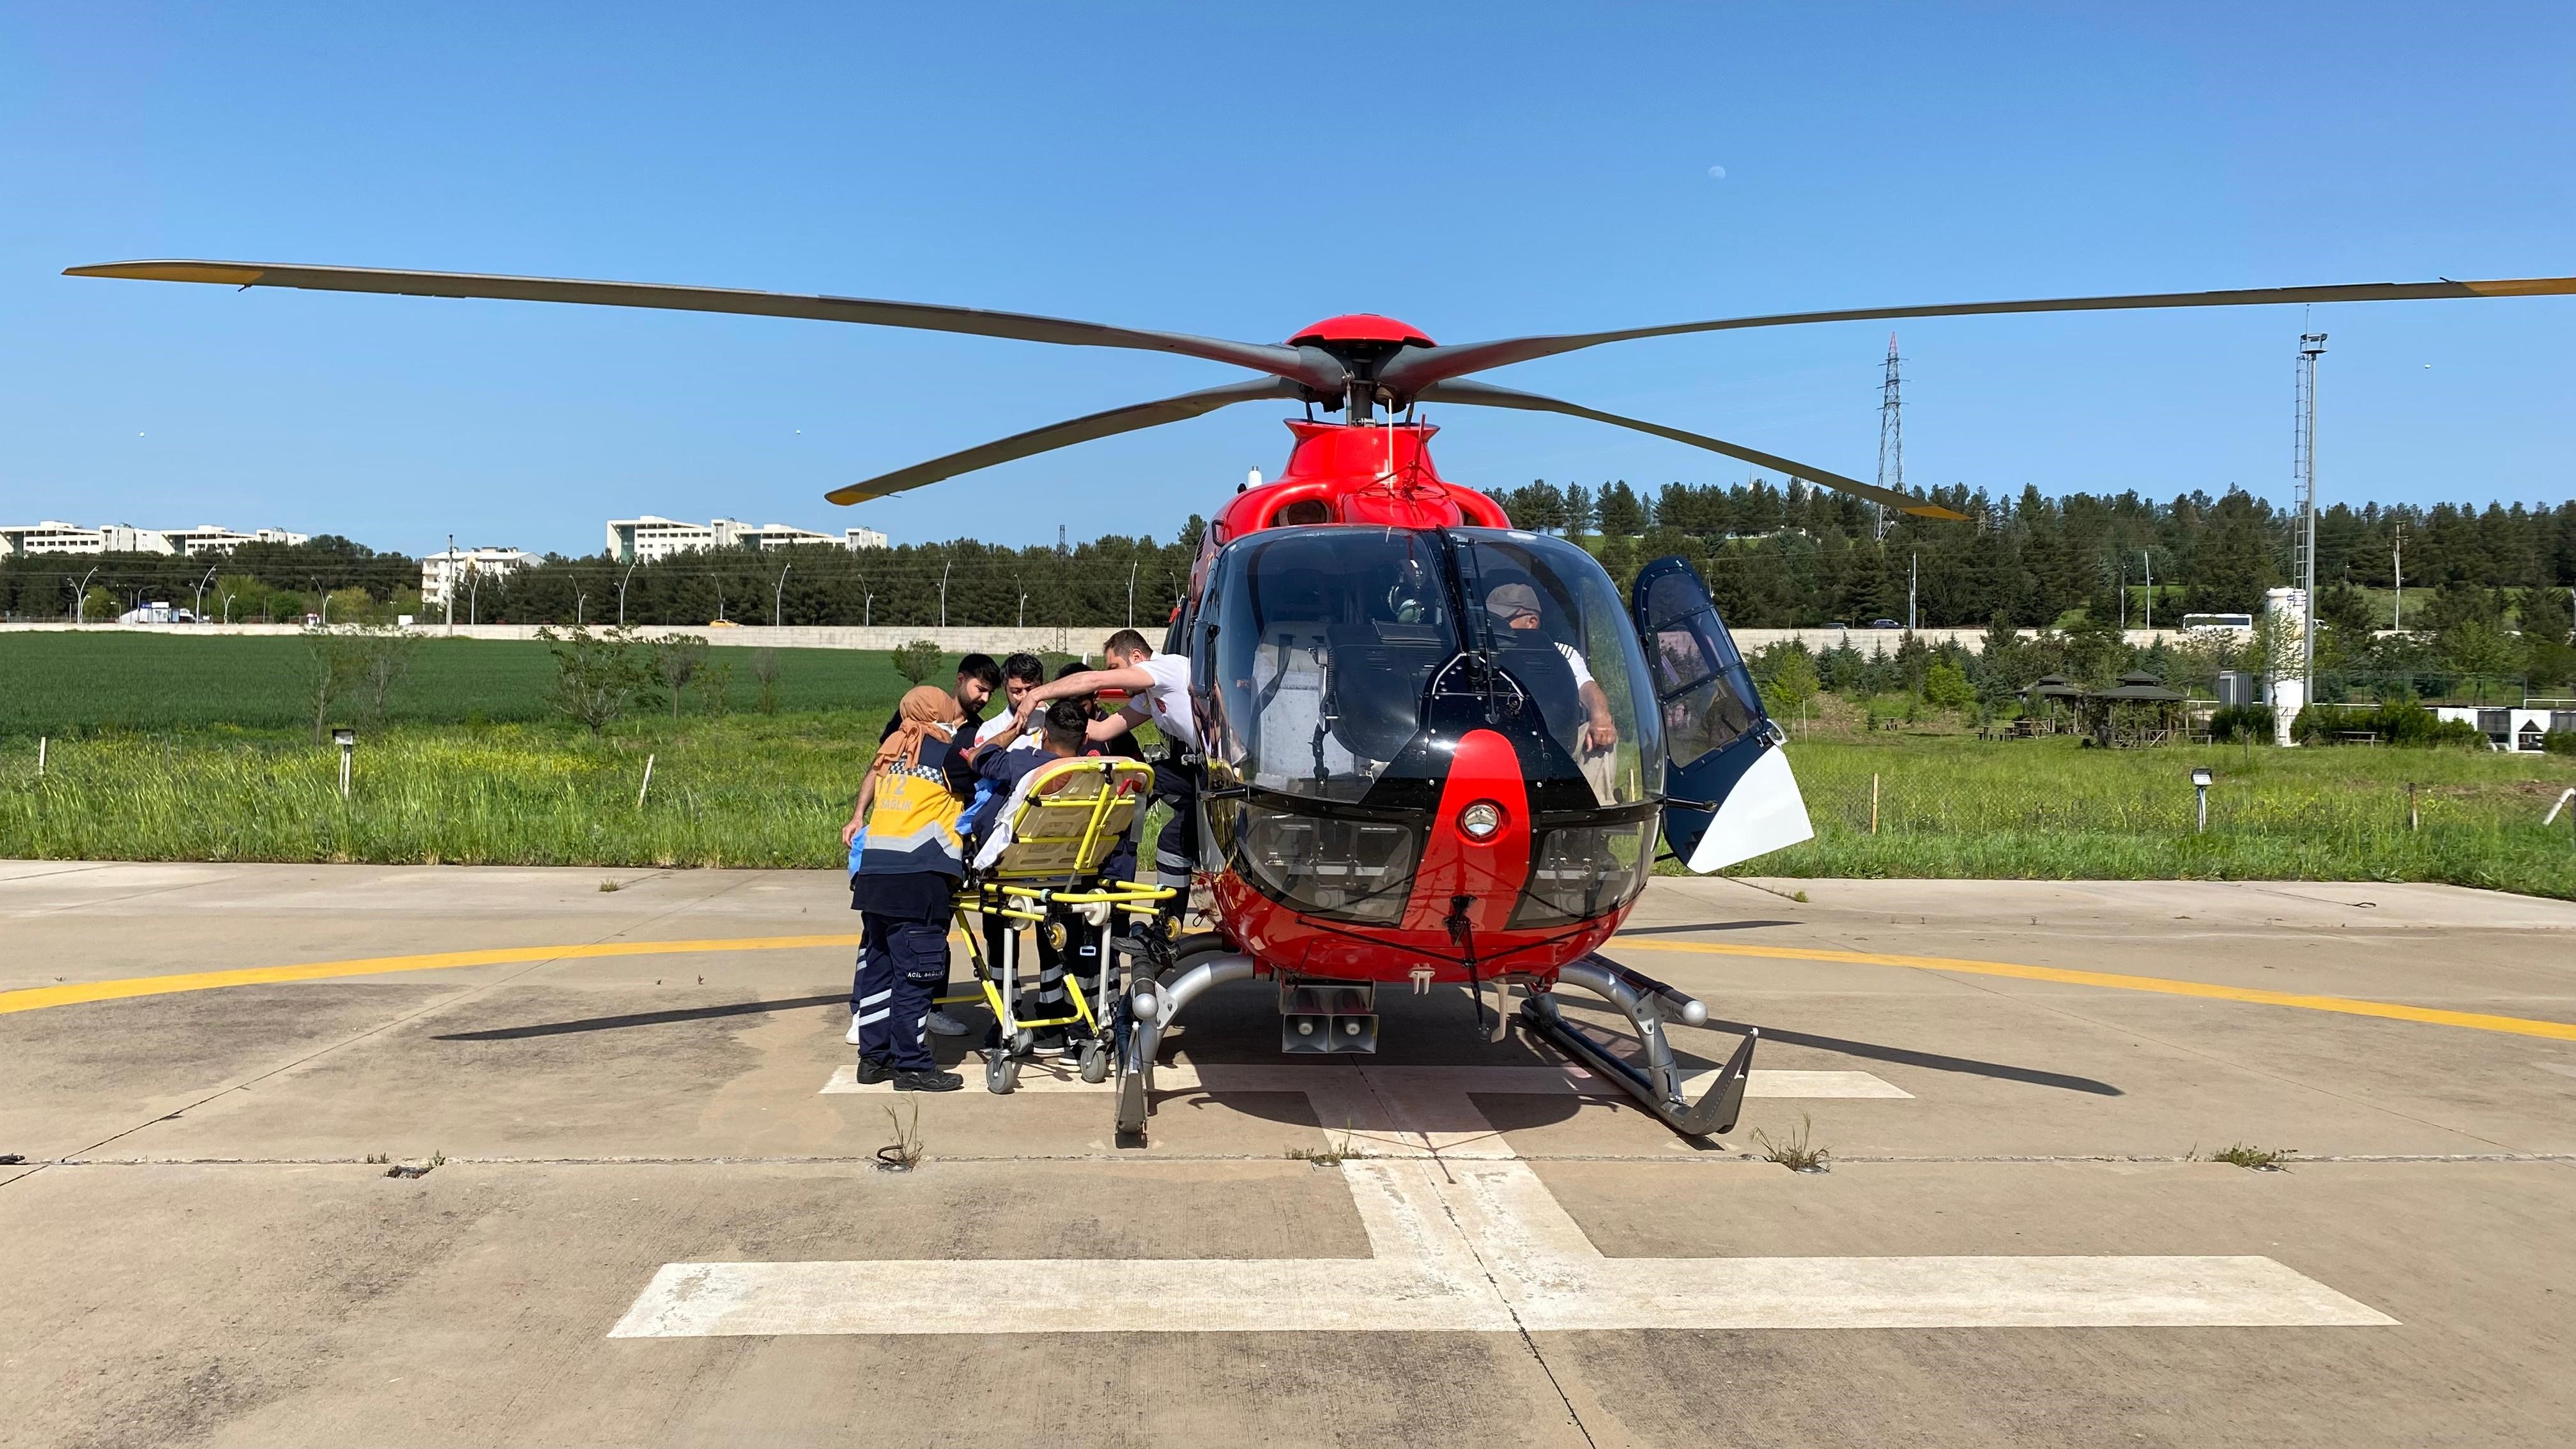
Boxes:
[1482,579,1620,801]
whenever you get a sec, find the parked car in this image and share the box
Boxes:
[1869,618,1902,629]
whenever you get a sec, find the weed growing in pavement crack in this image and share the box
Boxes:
[1752,1114,1830,1172]
[385,1149,445,1179]
[877,1101,924,1172]
[2212,1142,2296,1171]
[1285,1125,1371,1167]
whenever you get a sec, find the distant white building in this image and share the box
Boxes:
[161,525,310,556]
[421,546,533,607]
[0,520,309,558]
[1,521,107,556]
[606,515,887,564]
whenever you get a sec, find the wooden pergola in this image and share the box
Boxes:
[2013,673,2085,736]
[2080,670,2189,747]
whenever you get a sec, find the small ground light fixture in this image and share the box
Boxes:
[334,727,356,799]
[2190,767,2214,833]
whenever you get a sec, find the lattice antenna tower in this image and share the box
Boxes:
[1874,332,1903,540]
[2294,326,2327,703]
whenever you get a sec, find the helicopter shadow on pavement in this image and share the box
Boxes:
[1149,977,2118,1140]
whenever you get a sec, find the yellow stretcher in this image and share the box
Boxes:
[946,756,1171,1094]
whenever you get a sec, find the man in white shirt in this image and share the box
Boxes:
[1485,581,1621,803]
[1008,628,1200,958]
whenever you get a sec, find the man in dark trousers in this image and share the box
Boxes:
[965,699,1096,1062]
[1006,628,1199,963]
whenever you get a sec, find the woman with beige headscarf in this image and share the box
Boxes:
[839,684,973,1091]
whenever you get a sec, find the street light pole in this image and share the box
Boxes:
[774,563,790,627]
[194,565,217,622]
[1015,574,1025,629]
[1127,560,1138,630]
[939,560,952,629]
[446,533,456,634]
[70,565,100,622]
[618,559,638,627]
[314,577,330,625]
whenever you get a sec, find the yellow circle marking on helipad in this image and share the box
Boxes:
[0,934,867,1016]
[1613,937,2576,1043]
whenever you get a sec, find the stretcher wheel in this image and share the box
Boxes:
[985,1052,1018,1095]
[1079,1041,1110,1084]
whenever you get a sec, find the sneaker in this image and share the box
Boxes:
[1112,919,1172,965]
[926,1009,972,1038]
[893,1068,965,1092]
[853,1055,893,1085]
[844,1013,863,1046]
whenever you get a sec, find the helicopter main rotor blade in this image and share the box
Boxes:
[825,376,1303,505]
[1415,379,1968,520]
[64,260,1347,392]
[1379,274,2576,394]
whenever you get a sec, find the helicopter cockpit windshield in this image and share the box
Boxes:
[1203,528,1660,806]
[1200,526,1665,926]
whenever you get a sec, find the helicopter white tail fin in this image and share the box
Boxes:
[1682,746,1814,874]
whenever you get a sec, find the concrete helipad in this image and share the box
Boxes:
[6,862,2576,1446]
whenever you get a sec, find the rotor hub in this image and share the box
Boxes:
[1287,314,1435,350]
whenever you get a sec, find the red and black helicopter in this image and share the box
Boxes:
[70,259,2575,1138]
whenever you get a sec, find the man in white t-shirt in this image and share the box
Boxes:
[1009,627,1200,958]
[1485,581,1621,802]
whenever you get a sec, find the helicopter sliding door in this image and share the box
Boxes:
[1630,557,1814,873]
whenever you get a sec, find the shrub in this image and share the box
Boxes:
[2209,703,2274,742]
[653,634,711,719]
[2299,700,2493,749]
[2542,730,2576,757]
[1922,661,1975,711]
[535,625,654,735]
[891,639,942,685]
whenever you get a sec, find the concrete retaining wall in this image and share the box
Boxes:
[0,620,2205,654]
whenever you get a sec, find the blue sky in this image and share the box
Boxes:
[3,3,2569,556]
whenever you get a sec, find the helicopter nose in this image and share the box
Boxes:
[1401,728,1531,937]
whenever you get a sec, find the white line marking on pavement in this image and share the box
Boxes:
[609,1153,2392,1336]
[619,1066,2389,1337]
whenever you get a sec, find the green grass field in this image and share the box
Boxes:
[0,632,933,733]
[4,634,2570,893]
[1758,734,2575,897]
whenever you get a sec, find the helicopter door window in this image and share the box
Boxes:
[1639,568,1761,767]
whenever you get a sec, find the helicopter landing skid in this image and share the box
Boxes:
[1114,947,1257,1144]
[1520,956,1758,1140]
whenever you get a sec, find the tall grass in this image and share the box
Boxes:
[1,716,2568,897]
[1761,735,2575,898]
[0,719,865,868]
